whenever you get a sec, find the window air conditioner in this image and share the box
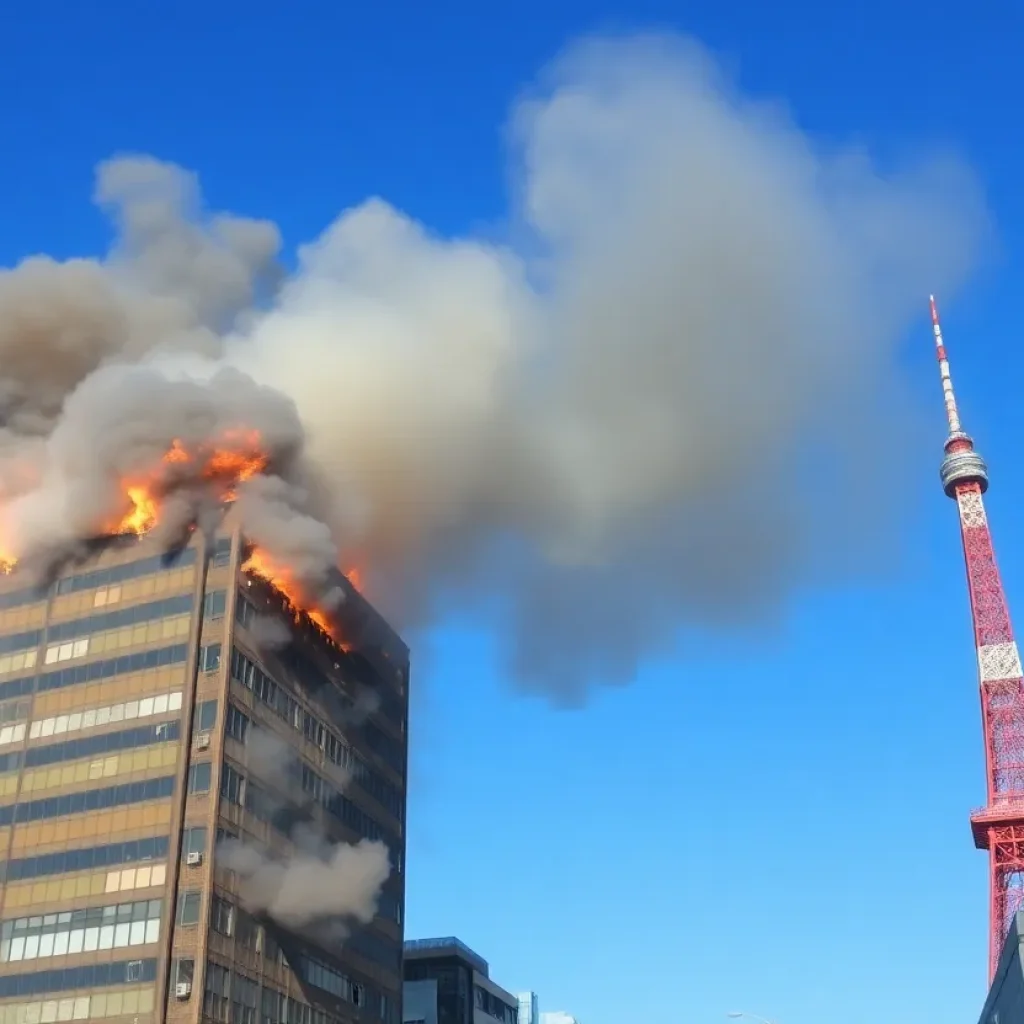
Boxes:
[186,851,203,867]
[175,983,192,999]
[195,732,210,750]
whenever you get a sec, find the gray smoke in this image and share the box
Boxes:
[0,32,990,699]
[217,726,389,931]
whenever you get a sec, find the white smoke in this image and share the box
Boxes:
[218,726,389,932]
[0,32,990,698]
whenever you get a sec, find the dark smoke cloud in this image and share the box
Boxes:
[0,32,990,699]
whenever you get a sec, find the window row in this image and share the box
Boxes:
[0,957,156,997]
[33,643,189,696]
[29,689,184,742]
[0,583,46,612]
[48,593,197,643]
[0,985,155,1024]
[55,549,198,596]
[24,720,180,770]
[0,629,42,657]
[231,648,403,819]
[42,616,191,668]
[296,763,400,858]
[0,649,37,679]
[2,835,170,882]
[3,897,161,938]
[220,759,399,867]
[0,774,175,825]
[475,988,518,1024]
[204,957,392,1024]
[0,723,26,749]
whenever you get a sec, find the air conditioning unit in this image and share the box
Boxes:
[175,982,192,1000]
[186,851,203,867]
[195,732,210,750]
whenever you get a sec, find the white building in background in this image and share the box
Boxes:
[517,992,539,1024]
[541,1013,581,1024]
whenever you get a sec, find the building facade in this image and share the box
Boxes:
[978,910,1024,1023]
[515,992,538,1024]
[0,524,409,1024]
[402,939,517,1024]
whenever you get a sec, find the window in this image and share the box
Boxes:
[6,835,169,882]
[188,763,212,794]
[204,960,231,1022]
[212,539,232,567]
[0,898,162,963]
[204,591,227,618]
[194,699,218,732]
[236,910,258,951]
[182,827,207,859]
[220,765,245,806]
[175,957,195,992]
[201,643,223,672]
[0,775,176,825]
[211,896,234,937]
[177,891,201,926]
[225,705,249,744]
[126,959,144,982]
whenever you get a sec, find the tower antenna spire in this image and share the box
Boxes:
[930,293,963,435]
[932,293,1024,980]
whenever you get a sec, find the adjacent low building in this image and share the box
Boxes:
[403,937,518,1024]
[978,910,1024,1022]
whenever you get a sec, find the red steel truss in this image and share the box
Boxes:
[932,296,1024,980]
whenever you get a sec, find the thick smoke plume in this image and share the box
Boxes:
[0,33,989,698]
[218,727,390,931]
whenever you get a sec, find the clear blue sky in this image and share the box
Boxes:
[2,3,1023,1024]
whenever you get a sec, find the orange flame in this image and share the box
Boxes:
[111,430,269,537]
[345,566,364,592]
[242,548,334,637]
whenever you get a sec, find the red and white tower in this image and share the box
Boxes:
[932,294,1024,979]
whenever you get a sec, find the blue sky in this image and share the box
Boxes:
[2,2,1023,1024]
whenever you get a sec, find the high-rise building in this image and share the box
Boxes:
[0,523,409,1024]
[402,938,517,1024]
[515,991,538,1024]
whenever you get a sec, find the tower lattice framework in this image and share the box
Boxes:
[932,295,1024,980]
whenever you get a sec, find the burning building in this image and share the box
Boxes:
[0,512,409,1024]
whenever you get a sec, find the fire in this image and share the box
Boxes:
[345,566,364,592]
[242,548,334,637]
[118,486,159,536]
[0,427,361,648]
[111,430,269,536]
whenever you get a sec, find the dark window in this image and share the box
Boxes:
[221,765,245,805]
[194,700,218,732]
[201,643,223,672]
[189,763,212,794]
[225,705,249,744]
[204,591,227,618]
[0,958,157,997]
[177,891,201,925]
[175,958,195,988]
[182,827,207,859]
[211,895,234,937]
